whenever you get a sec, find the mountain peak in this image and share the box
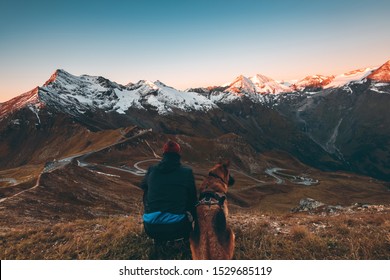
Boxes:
[43,69,74,86]
[251,73,274,83]
[227,75,256,94]
[223,73,292,95]
[293,74,335,91]
[231,75,252,84]
[367,60,390,82]
[249,73,291,94]
[0,87,41,118]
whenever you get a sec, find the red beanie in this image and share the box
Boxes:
[163,140,181,154]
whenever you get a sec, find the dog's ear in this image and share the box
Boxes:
[228,174,235,186]
[222,160,230,169]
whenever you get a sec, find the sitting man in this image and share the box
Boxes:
[140,140,197,258]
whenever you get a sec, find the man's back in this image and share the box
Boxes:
[141,152,197,216]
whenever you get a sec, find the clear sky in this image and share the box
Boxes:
[1,0,389,102]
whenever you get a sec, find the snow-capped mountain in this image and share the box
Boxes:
[1,70,217,119]
[290,68,377,92]
[225,75,257,95]
[201,61,388,102]
[250,74,292,94]
[367,60,390,82]
[1,60,389,121]
[0,87,41,118]
[223,74,291,95]
[292,75,335,91]
[325,67,375,89]
[44,70,217,115]
[206,73,292,104]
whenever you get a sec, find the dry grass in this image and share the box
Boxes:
[233,211,390,260]
[1,210,389,260]
[0,216,153,260]
[290,225,310,241]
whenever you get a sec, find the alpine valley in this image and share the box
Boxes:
[1,60,390,259]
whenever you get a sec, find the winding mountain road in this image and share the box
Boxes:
[265,167,318,186]
[265,168,285,184]
[0,129,152,204]
[133,159,160,174]
[0,127,318,205]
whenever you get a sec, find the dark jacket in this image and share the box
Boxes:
[140,153,197,218]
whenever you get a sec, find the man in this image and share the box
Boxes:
[140,140,197,245]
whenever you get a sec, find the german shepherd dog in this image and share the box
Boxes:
[190,160,235,259]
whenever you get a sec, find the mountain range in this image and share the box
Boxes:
[0,60,389,261]
[1,60,389,180]
[1,61,387,118]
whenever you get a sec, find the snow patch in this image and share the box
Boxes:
[93,171,121,178]
[28,105,41,124]
[374,82,390,87]
[370,87,388,94]
[10,119,21,125]
[325,68,375,88]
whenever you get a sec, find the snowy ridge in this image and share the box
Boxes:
[142,81,216,114]
[325,68,375,88]
[224,74,291,96]
[250,74,291,94]
[367,60,390,82]
[287,68,377,91]
[293,75,335,91]
[209,73,292,104]
[0,87,41,119]
[206,63,389,104]
[2,60,389,119]
[226,75,257,95]
[39,70,216,115]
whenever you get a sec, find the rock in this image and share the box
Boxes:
[294,198,325,212]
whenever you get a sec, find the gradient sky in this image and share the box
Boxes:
[1,0,389,102]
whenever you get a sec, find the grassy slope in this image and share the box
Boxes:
[1,208,389,260]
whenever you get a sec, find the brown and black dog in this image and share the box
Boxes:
[190,160,235,259]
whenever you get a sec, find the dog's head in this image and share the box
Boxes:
[208,160,235,190]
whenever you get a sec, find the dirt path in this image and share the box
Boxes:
[265,168,285,184]
[133,159,160,173]
[265,167,318,186]
[0,173,42,203]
